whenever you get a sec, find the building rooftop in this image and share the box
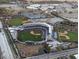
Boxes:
[20,10,51,19]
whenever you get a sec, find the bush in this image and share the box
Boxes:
[70,55,76,59]
[43,44,51,53]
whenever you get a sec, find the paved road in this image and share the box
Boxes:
[0,4,17,8]
[0,21,14,59]
[27,48,78,59]
[0,18,21,59]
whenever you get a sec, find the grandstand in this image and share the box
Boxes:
[13,22,52,43]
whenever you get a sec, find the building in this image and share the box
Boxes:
[9,22,53,44]
[19,0,78,3]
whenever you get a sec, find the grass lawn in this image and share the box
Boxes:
[7,17,27,26]
[58,32,78,42]
[67,32,78,41]
[18,30,43,42]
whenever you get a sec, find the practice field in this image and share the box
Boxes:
[67,32,78,41]
[58,31,78,42]
[17,30,43,42]
[7,17,28,26]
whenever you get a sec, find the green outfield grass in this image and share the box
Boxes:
[18,30,43,42]
[58,32,78,42]
[67,32,78,41]
[7,17,27,26]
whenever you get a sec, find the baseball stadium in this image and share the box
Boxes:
[9,22,52,58]
[15,23,52,43]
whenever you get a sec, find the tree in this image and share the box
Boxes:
[70,55,76,59]
[43,43,51,53]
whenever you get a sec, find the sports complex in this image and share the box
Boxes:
[12,23,52,43]
[9,22,53,57]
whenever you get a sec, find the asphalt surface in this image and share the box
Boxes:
[27,48,78,59]
[0,21,14,59]
[0,18,21,59]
